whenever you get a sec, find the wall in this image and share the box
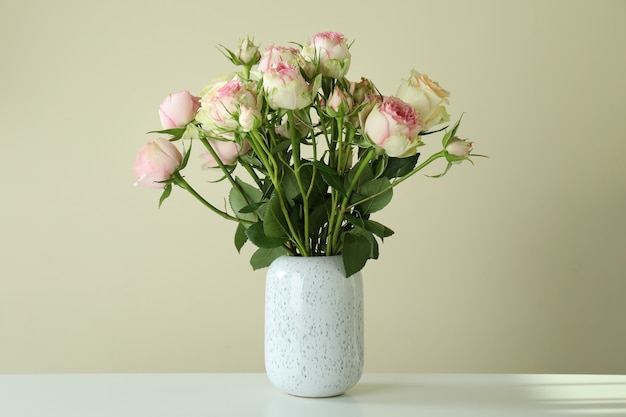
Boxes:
[1,0,625,374]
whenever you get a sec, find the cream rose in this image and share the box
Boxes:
[396,70,450,129]
[196,78,262,134]
[308,31,351,79]
[262,62,314,110]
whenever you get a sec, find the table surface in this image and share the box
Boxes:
[0,373,625,417]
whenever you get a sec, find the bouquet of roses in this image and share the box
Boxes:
[132,31,478,276]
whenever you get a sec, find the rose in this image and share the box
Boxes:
[326,85,352,116]
[362,96,424,158]
[132,138,182,188]
[275,114,309,139]
[198,73,235,97]
[237,36,260,66]
[258,45,300,73]
[196,78,261,133]
[445,136,473,159]
[396,70,450,129]
[158,90,200,129]
[349,77,376,106]
[305,31,351,79]
[238,106,261,131]
[347,77,377,126]
[262,62,314,110]
[200,138,251,168]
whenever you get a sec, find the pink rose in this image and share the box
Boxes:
[158,90,200,129]
[326,85,352,116]
[309,31,351,78]
[258,45,299,73]
[200,138,251,168]
[262,62,313,110]
[196,78,261,132]
[362,96,425,158]
[132,138,182,188]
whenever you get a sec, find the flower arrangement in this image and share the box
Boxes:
[132,32,479,277]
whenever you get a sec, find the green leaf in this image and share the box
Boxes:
[309,161,346,196]
[354,178,393,214]
[182,123,201,140]
[427,161,453,178]
[344,213,365,230]
[283,164,326,206]
[217,44,241,65]
[234,223,248,253]
[158,183,172,208]
[239,201,267,214]
[235,177,263,204]
[229,187,257,223]
[270,139,292,154]
[362,230,379,259]
[363,219,394,239]
[308,198,331,237]
[245,222,288,248]
[263,193,290,238]
[282,169,301,202]
[342,232,372,277]
[229,178,264,221]
[178,141,193,170]
[441,116,463,147]
[238,153,266,172]
[250,247,289,270]
[147,127,186,140]
[382,154,420,179]
[346,160,374,188]
[449,115,463,138]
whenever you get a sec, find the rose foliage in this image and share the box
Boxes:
[133,32,481,276]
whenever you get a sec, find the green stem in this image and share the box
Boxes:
[326,188,340,255]
[243,163,263,189]
[340,125,355,174]
[346,150,446,210]
[199,136,259,222]
[336,117,344,174]
[247,131,273,173]
[172,172,244,223]
[249,129,307,255]
[242,65,251,81]
[288,111,310,255]
[328,147,377,254]
[198,137,238,189]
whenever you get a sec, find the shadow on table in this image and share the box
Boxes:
[266,390,363,417]
[345,375,626,416]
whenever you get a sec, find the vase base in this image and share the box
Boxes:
[286,391,345,399]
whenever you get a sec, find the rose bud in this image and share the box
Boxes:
[132,138,182,188]
[158,90,200,129]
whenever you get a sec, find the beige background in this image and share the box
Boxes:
[1,0,625,374]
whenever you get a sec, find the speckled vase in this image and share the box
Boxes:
[264,255,364,397]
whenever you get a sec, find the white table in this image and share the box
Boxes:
[0,373,624,416]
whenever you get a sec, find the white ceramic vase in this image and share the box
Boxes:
[264,255,364,397]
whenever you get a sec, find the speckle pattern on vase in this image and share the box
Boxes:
[265,255,364,397]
